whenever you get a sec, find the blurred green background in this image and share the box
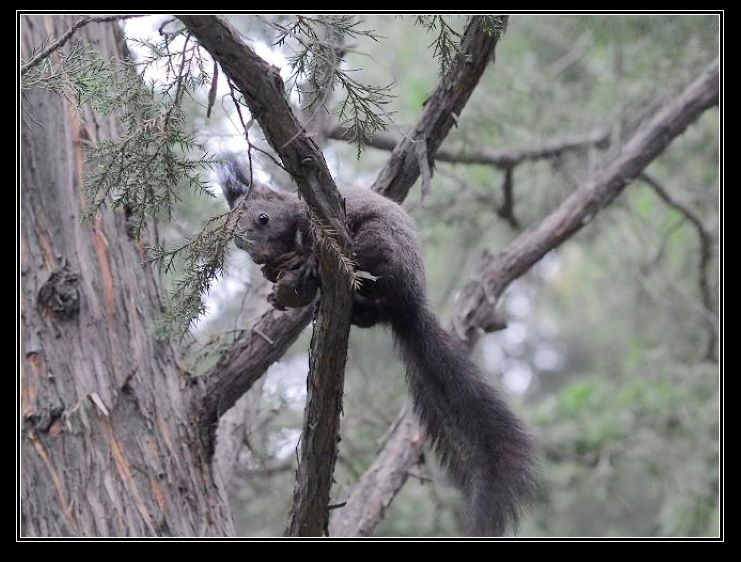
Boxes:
[134,14,719,537]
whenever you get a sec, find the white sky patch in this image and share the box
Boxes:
[536,251,562,281]
[121,17,301,329]
[503,320,527,355]
[254,40,291,74]
[501,359,533,395]
[264,353,310,407]
[190,272,249,334]
[481,334,504,373]
[118,18,367,335]
[506,292,532,318]
[269,427,302,459]
[533,343,563,371]
[539,316,559,338]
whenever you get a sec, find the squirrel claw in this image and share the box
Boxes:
[268,292,286,311]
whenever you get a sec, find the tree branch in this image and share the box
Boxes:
[328,124,611,170]
[454,57,718,347]
[331,124,610,231]
[197,15,503,429]
[639,172,717,361]
[21,14,144,75]
[330,406,425,537]
[179,15,354,536]
[332,57,719,537]
[371,16,506,202]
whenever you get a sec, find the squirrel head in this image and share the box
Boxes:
[219,155,304,265]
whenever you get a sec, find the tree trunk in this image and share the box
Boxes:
[20,15,234,537]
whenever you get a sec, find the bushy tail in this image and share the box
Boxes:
[392,307,537,536]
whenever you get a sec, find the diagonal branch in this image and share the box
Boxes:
[330,124,610,231]
[179,15,354,536]
[639,172,717,361]
[371,15,507,202]
[454,57,718,347]
[331,57,719,537]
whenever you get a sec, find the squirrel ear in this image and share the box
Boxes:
[219,154,251,208]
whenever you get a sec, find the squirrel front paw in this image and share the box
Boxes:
[266,261,319,311]
[261,250,311,283]
[267,290,287,311]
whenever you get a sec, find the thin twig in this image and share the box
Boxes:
[639,172,717,361]
[21,14,145,75]
[328,123,611,170]
[206,61,219,118]
[497,166,519,229]
[228,81,256,186]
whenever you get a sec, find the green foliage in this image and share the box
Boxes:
[85,108,216,237]
[528,359,718,537]
[329,14,718,538]
[270,15,394,157]
[413,15,508,75]
[148,210,238,338]
[414,15,463,75]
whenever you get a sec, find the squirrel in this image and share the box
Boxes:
[220,156,537,536]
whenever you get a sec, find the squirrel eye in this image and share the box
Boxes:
[257,213,269,225]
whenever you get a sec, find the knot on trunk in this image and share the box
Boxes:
[37,266,80,320]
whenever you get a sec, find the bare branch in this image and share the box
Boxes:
[330,406,425,537]
[639,172,717,361]
[203,306,313,434]
[548,32,593,77]
[179,15,354,537]
[328,124,611,170]
[454,58,718,348]
[333,58,719,536]
[21,14,144,75]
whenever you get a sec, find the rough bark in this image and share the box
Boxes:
[182,15,502,535]
[20,15,233,537]
[332,57,719,537]
[203,306,313,439]
[213,21,345,494]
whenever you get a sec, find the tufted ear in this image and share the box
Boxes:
[218,153,251,208]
